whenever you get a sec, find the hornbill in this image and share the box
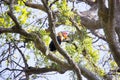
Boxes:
[49,32,69,51]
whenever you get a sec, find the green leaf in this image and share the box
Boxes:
[0,17,4,27]
[14,6,21,12]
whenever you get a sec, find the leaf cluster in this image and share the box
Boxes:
[56,0,74,25]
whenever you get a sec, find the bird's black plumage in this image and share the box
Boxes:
[49,36,61,51]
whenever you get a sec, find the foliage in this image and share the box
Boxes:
[0,13,13,28]
[56,0,74,25]
[14,2,30,24]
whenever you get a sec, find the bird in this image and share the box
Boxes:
[49,31,68,51]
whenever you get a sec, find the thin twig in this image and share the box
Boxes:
[49,0,59,8]
[39,17,48,30]
[12,60,24,69]
[13,43,28,68]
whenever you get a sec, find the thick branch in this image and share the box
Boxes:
[76,11,102,29]
[2,68,23,72]
[7,11,21,28]
[107,0,120,67]
[98,0,108,23]
[90,30,106,41]
[25,66,68,75]
[79,65,100,80]
[77,0,97,6]
[0,27,31,37]
[98,0,120,67]
[115,27,120,42]
[24,2,46,12]
[3,0,10,5]
[8,0,21,28]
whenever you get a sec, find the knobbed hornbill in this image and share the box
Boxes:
[49,32,68,51]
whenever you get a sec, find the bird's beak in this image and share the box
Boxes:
[62,34,71,42]
[63,34,68,39]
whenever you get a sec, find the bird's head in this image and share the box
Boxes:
[58,31,69,41]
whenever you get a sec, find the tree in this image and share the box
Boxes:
[0,0,120,80]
